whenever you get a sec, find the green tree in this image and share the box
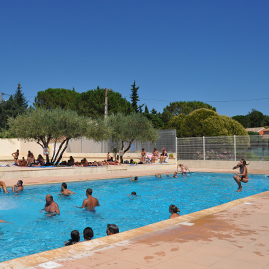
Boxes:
[232,115,251,128]
[8,108,109,165]
[106,113,158,162]
[130,81,143,113]
[77,88,133,118]
[144,113,164,129]
[14,85,28,108]
[34,88,80,110]
[144,105,149,114]
[248,109,265,127]
[161,101,216,126]
[167,113,186,137]
[178,109,248,137]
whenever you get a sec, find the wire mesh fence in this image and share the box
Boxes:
[66,129,177,154]
[177,135,269,161]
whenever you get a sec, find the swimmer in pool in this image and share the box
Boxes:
[65,230,80,246]
[77,188,100,211]
[13,180,23,192]
[169,204,180,219]
[179,164,190,175]
[127,191,137,196]
[0,181,9,193]
[155,174,161,178]
[173,171,178,178]
[60,183,75,196]
[130,176,138,181]
[41,194,60,214]
[83,227,94,241]
[233,159,249,192]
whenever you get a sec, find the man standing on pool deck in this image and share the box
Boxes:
[41,194,60,214]
[77,188,100,210]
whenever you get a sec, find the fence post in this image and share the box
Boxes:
[203,136,205,161]
[234,135,236,161]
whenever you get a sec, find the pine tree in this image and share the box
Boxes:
[14,84,28,108]
[130,81,140,113]
[144,105,149,114]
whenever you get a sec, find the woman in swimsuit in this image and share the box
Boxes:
[150,148,159,163]
[233,159,249,192]
[12,149,19,165]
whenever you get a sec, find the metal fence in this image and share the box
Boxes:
[66,129,177,154]
[177,135,269,161]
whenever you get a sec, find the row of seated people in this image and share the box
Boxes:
[140,148,169,163]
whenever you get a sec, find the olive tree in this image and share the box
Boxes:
[106,113,159,162]
[8,108,108,165]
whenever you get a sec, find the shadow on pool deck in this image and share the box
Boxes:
[1,167,269,269]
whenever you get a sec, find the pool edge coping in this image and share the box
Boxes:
[1,190,269,268]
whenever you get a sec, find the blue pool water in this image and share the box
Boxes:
[0,172,268,262]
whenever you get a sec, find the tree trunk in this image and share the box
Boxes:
[55,139,70,166]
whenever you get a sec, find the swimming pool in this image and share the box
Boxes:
[0,172,268,263]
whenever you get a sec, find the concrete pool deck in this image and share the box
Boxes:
[1,166,269,268]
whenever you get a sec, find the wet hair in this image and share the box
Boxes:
[131,191,136,195]
[134,176,138,181]
[18,180,23,186]
[83,227,94,240]
[71,230,80,242]
[86,188,92,195]
[62,183,67,189]
[169,204,180,214]
[241,159,249,166]
[142,148,145,151]
[107,224,119,234]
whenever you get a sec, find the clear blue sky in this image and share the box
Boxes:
[1,0,268,117]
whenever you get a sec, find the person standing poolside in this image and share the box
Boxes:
[0,181,9,193]
[60,183,75,196]
[41,194,60,214]
[83,227,94,241]
[233,159,249,192]
[77,188,100,210]
[169,204,180,219]
[12,149,19,165]
[13,180,23,192]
